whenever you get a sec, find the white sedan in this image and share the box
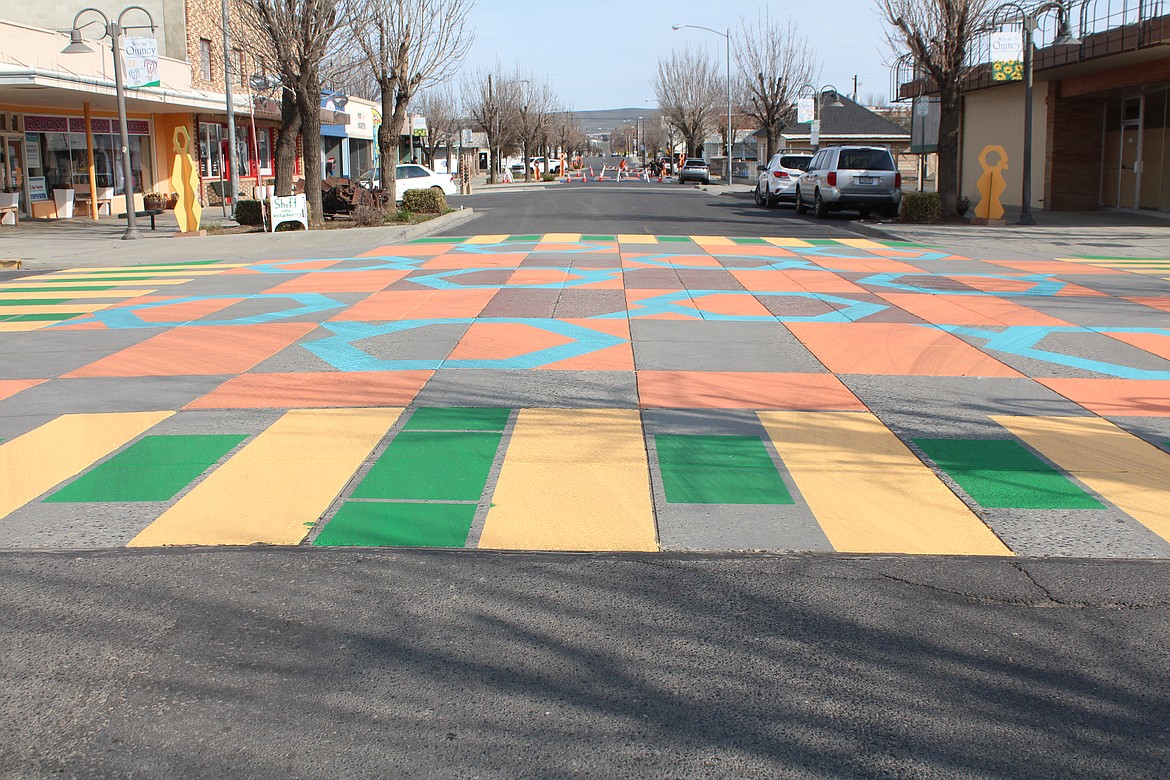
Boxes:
[359,164,456,197]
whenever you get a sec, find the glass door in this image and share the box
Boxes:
[3,136,26,214]
[1116,97,1143,210]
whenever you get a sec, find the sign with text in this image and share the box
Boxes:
[991,30,1023,82]
[27,176,48,202]
[123,37,160,88]
[24,133,41,169]
[411,116,427,137]
[797,97,815,124]
[269,193,308,231]
[810,120,820,147]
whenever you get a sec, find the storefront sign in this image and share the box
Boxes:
[24,133,41,169]
[797,97,815,125]
[991,30,1023,82]
[27,176,48,202]
[269,193,308,231]
[123,37,160,88]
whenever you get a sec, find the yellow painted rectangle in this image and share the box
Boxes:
[616,234,658,244]
[8,278,190,287]
[58,264,247,273]
[835,238,884,249]
[0,412,172,520]
[764,237,813,247]
[690,236,735,247]
[542,233,581,243]
[479,408,657,551]
[129,407,402,546]
[0,322,51,332]
[994,415,1170,543]
[759,411,1012,555]
[0,303,114,315]
[0,290,153,300]
[464,234,510,244]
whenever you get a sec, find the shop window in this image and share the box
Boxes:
[199,122,222,178]
[200,38,212,81]
[257,128,273,175]
[21,118,152,199]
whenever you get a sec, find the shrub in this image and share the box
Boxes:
[352,200,386,227]
[401,187,447,214]
[235,199,264,226]
[542,173,557,182]
[899,191,943,224]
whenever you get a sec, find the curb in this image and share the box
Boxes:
[847,220,905,241]
[396,207,478,241]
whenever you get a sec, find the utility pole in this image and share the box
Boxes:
[221,0,239,218]
[852,74,858,102]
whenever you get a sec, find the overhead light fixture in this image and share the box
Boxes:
[61,29,94,55]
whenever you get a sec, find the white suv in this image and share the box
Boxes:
[754,152,814,208]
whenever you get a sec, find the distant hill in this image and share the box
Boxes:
[570,107,660,134]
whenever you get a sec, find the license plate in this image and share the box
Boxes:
[857,176,876,185]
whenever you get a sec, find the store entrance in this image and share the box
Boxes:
[2,135,26,216]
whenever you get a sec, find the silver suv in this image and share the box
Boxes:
[755,152,814,207]
[678,158,711,185]
[795,146,902,219]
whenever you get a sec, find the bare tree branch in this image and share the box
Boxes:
[653,44,722,156]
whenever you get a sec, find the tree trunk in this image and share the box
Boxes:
[387,94,413,205]
[936,84,963,218]
[295,78,325,229]
[379,85,396,202]
[274,89,301,197]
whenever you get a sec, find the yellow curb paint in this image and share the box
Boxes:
[128,407,402,547]
[993,415,1170,543]
[0,290,154,300]
[616,234,658,244]
[835,238,884,249]
[690,236,735,247]
[759,411,1012,556]
[0,303,115,315]
[9,278,191,287]
[55,264,248,273]
[464,234,510,244]
[763,237,813,248]
[0,411,172,521]
[479,408,657,552]
[542,233,582,243]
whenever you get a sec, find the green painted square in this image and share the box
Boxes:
[656,434,793,505]
[313,502,475,547]
[506,234,541,242]
[582,235,616,242]
[732,238,769,245]
[915,438,1105,510]
[0,299,69,307]
[46,434,247,502]
[806,239,838,246]
[142,259,226,266]
[404,407,510,431]
[7,312,83,322]
[412,236,466,244]
[8,286,117,293]
[656,236,693,243]
[354,430,503,501]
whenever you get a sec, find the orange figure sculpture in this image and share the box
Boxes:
[171,125,202,232]
[974,145,1009,223]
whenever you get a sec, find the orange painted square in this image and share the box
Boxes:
[806,257,921,273]
[359,244,452,257]
[64,323,317,377]
[714,245,796,258]
[875,293,1069,327]
[508,269,574,286]
[637,371,865,410]
[244,259,344,271]
[263,270,408,293]
[731,270,807,292]
[1108,331,1170,362]
[1126,297,1170,314]
[541,319,633,370]
[626,289,697,319]
[111,296,244,324]
[331,289,497,320]
[787,322,1021,376]
[420,253,527,269]
[0,379,45,402]
[447,322,570,361]
[783,270,867,294]
[1037,378,1170,417]
[186,370,433,409]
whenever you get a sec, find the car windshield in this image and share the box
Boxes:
[837,150,895,171]
[780,156,812,171]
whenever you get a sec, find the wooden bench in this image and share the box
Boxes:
[0,204,17,226]
[117,209,165,230]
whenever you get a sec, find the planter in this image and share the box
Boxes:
[0,191,19,209]
[144,197,166,211]
[53,188,75,219]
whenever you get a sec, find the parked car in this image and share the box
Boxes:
[754,152,814,208]
[678,158,711,185]
[794,146,902,219]
[359,164,457,198]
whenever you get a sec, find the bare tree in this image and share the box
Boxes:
[462,65,522,183]
[732,11,820,162]
[241,0,345,226]
[413,87,461,169]
[878,0,994,216]
[515,78,556,181]
[653,45,722,156]
[348,0,475,202]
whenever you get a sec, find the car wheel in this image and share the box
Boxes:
[754,185,769,208]
[858,207,872,219]
[794,188,808,215]
[765,190,778,209]
[814,190,828,219]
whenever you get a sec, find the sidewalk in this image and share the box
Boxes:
[848,206,1170,260]
[0,207,478,268]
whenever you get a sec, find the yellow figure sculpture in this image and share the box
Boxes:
[171,125,202,232]
[974,145,1009,223]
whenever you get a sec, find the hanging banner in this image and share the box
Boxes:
[990,30,1023,82]
[797,97,815,124]
[411,116,427,137]
[123,37,161,88]
[809,119,820,147]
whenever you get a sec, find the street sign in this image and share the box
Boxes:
[810,120,820,147]
[797,97,815,124]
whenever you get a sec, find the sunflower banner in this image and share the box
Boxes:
[991,30,1024,82]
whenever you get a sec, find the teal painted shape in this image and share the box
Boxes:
[656,434,794,505]
[404,407,510,431]
[354,430,503,501]
[313,502,476,547]
[46,434,247,502]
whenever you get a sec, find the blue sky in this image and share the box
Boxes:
[458,0,896,110]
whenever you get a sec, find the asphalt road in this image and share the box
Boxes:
[2,550,1168,779]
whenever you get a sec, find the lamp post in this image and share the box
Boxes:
[672,23,732,185]
[992,1,1079,225]
[63,5,156,240]
[794,84,845,150]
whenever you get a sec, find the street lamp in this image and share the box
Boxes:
[795,84,845,150]
[672,23,732,185]
[63,5,156,240]
[992,1,1079,225]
